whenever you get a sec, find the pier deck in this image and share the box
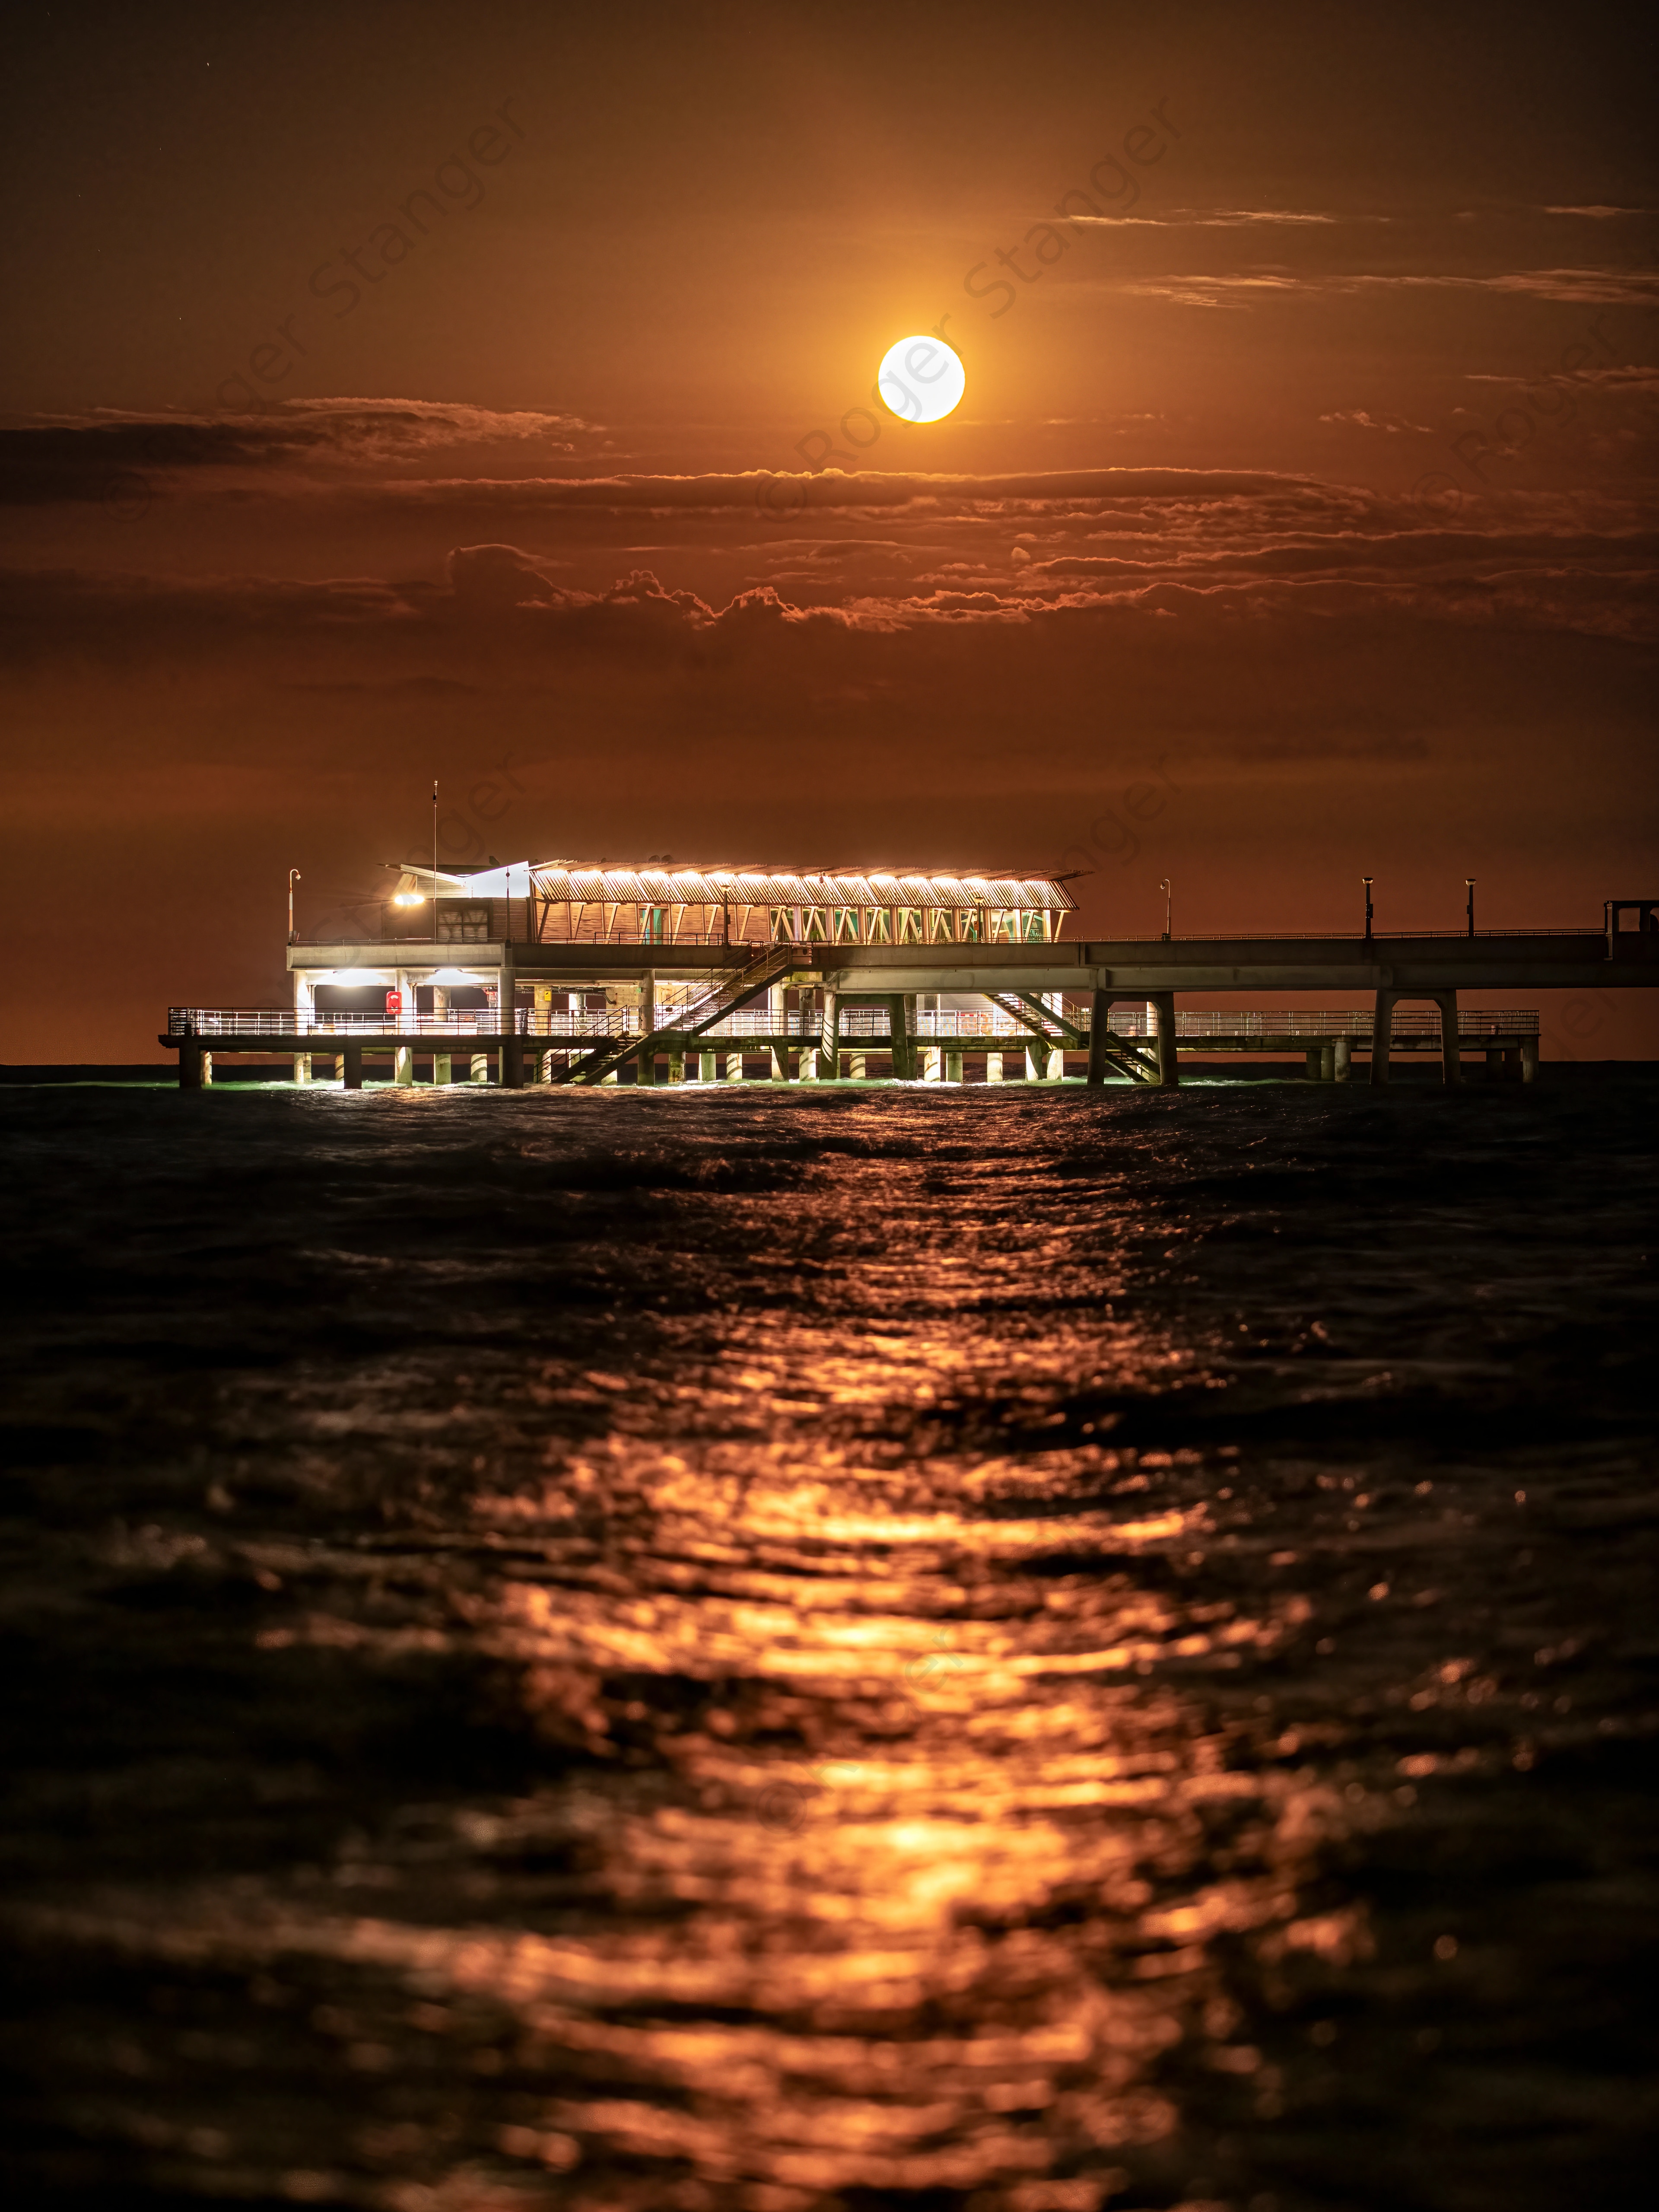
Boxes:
[160,917,1655,1089]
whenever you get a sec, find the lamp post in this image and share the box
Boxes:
[1465,877,1475,938]
[288,868,301,943]
[1160,878,1171,942]
[1362,876,1373,946]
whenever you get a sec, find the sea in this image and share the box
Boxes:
[2,1070,1654,2212]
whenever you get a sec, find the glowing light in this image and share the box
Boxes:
[393,892,426,906]
[876,335,966,424]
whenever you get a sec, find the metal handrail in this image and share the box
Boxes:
[168,1005,1544,1042]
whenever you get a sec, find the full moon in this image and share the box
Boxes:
[876,334,966,424]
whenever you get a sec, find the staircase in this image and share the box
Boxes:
[986,991,1158,1081]
[551,942,798,1086]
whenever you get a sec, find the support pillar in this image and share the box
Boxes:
[1305,1047,1322,1082]
[1521,1037,1538,1084]
[986,1052,1004,1083]
[434,1053,452,1085]
[470,1052,489,1083]
[922,1046,941,1081]
[1334,1038,1352,1084]
[1085,989,1112,1087]
[1320,1042,1336,1083]
[1434,991,1462,1086]
[818,989,839,1079]
[395,1045,415,1087]
[724,1053,743,1082]
[770,1044,786,1080]
[668,1049,685,1084]
[849,1052,867,1080]
[1024,1040,1048,1082]
[1151,992,1179,1089]
[636,1048,657,1085]
[292,1054,312,1085]
[179,1043,203,1090]
[501,1040,524,1089]
[1370,990,1396,1086]
[343,1043,364,1091]
[200,1052,214,1086]
[887,995,914,1080]
[699,1050,717,1082]
[945,1048,963,1083]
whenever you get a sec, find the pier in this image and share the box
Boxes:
[163,864,1657,1089]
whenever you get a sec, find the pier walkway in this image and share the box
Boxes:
[162,912,1656,1089]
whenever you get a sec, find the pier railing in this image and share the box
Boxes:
[168,1006,1543,1042]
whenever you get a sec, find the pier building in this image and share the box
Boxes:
[163,862,1658,1089]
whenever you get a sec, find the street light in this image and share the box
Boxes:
[1362,876,1373,945]
[288,868,301,943]
[1465,877,1476,938]
[1160,878,1172,941]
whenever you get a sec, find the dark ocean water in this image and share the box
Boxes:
[2,1074,1655,2212]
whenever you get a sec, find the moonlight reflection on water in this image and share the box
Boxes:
[1,1077,1653,2210]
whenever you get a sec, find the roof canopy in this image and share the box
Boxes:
[527,863,1075,912]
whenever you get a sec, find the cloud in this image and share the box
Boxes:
[1121,267,1659,309]
[0,399,597,506]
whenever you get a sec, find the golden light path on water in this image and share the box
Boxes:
[12,1080,1631,2210]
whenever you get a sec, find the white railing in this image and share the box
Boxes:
[169,1005,1543,1043]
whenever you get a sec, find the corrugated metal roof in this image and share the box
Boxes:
[525,864,1075,912]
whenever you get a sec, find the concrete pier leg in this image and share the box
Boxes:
[1521,1038,1539,1083]
[1152,993,1180,1089]
[798,1046,817,1081]
[502,1042,524,1089]
[395,1045,414,1087]
[432,1053,451,1085]
[1085,990,1112,1086]
[343,1043,364,1092]
[922,1046,942,1081]
[293,1054,311,1085]
[886,995,913,1080]
[200,1052,215,1087]
[945,1048,963,1083]
[1334,1038,1352,1084]
[1305,1047,1322,1082]
[1434,992,1462,1086]
[668,1049,685,1084]
[1369,991,1396,1086]
[636,1048,657,1085]
[770,1045,786,1080]
[987,1052,1003,1084]
[1320,1043,1337,1082]
[470,1052,489,1083]
[849,1052,867,1080]
[817,989,840,1080]
[179,1044,203,1090]
[724,1053,743,1082]
[699,1050,716,1082]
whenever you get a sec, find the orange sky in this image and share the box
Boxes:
[2,0,1655,1060]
